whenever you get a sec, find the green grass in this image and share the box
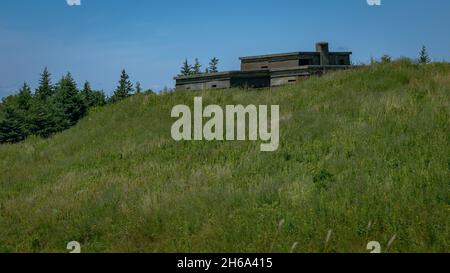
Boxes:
[0,61,449,253]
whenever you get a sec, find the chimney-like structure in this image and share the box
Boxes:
[316,42,330,66]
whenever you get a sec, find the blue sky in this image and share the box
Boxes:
[0,0,449,98]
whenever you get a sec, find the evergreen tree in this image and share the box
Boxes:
[16,83,33,137]
[207,57,219,73]
[192,58,202,75]
[419,46,431,64]
[180,59,192,76]
[381,55,392,63]
[0,105,28,143]
[29,68,62,137]
[35,67,53,100]
[135,81,142,94]
[111,70,133,103]
[17,83,33,111]
[80,81,104,108]
[54,73,86,127]
[81,81,92,106]
[90,90,106,107]
[0,84,34,143]
[28,98,61,138]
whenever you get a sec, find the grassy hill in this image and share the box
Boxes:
[0,61,449,253]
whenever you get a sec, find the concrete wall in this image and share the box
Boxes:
[303,55,321,65]
[176,74,271,91]
[176,79,231,91]
[241,53,327,71]
[269,60,300,69]
[231,76,270,88]
[241,61,269,71]
[271,75,310,87]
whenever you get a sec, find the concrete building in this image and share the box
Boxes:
[174,42,352,91]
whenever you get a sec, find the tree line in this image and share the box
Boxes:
[0,68,151,144]
[179,57,220,76]
[378,46,432,64]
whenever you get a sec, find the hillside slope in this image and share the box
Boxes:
[0,61,449,252]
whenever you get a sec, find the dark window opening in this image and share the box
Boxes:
[299,59,312,66]
[261,66,269,69]
[212,85,217,88]
[339,59,346,65]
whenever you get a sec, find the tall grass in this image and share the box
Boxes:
[0,62,449,253]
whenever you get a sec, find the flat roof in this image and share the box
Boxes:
[174,70,270,81]
[239,51,352,61]
[174,65,354,82]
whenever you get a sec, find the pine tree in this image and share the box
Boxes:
[207,57,219,73]
[81,81,106,108]
[0,105,28,143]
[192,58,202,75]
[35,67,53,100]
[0,84,34,143]
[419,46,431,64]
[17,83,33,111]
[16,83,33,137]
[28,98,61,138]
[90,90,106,107]
[111,70,134,103]
[81,81,92,106]
[381,55,392,63]
[30,68,63,137]
[180,59,192,76]
[135,81,142,94]
[54,73,86,127]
